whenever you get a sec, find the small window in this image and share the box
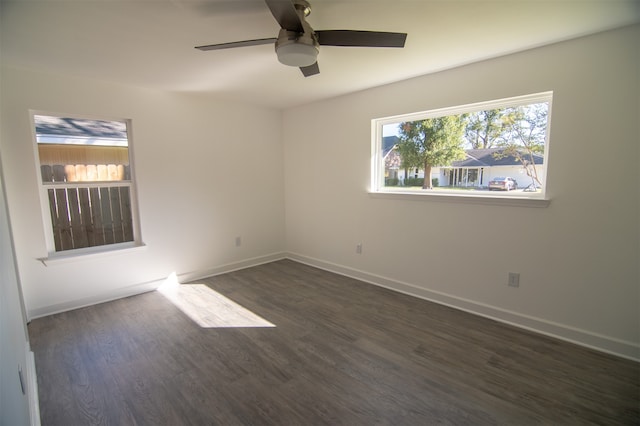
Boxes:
[372,92,552,200]
[32,113,142,254]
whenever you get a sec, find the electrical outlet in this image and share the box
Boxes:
[235,236,241,247]
[508,272,520,288]
[356,243,362,254]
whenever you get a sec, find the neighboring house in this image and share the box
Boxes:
[385,147,545,189]
[383,136,402,180]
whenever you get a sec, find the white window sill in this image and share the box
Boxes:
[38,243,147,266]
[368,190,550,208]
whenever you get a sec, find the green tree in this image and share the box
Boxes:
[464,109,514,149]
[394,141,420,182]
[397,116,466,189]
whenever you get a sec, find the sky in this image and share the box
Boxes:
[383,123,399,137]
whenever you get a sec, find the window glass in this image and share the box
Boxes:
[373,92,552,199]
[33,114,140,253]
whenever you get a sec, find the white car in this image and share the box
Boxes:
[488,177,517,191]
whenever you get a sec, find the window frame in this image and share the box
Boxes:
[370,92,553,206]
[30,111,144,260]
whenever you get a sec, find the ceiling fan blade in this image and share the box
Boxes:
[300,62,319,77]
[316,30,407,48]
[195,38,276,51]
[264,0,304,32]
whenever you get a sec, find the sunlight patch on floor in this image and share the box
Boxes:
[157,273,275,328]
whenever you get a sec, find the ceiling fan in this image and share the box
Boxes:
[195,0,407,77]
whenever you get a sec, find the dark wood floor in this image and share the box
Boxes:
[29,259,639,425]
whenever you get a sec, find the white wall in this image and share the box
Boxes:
[283,25,640,359]
[0,67,285,318]
[1,26,637,362]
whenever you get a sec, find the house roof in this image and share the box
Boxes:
[35,116,126,139]
[34,115,128,146]
[385,147,544,169]
[382,136,399,156]
[452,148,544,168]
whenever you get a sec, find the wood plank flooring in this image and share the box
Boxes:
[28,259,639,425]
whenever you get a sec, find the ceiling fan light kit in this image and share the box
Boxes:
[276,42,318,67]
[275,29,319,67]
[195,0,407,77]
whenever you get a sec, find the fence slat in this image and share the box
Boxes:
[54,189,73,250]
[65,165,77,182]
[41,165,54,183]
[78,188,95,247]
[47,190,62,251]
[86,165,98,181]
[120,187,134,242]
[52,165,66,182]
[107,164,119,181]
[90,188,106,247]
[110,187,125,243]
[97,165,108,181]
[99,187,114,245]
[75,165,87,181]
[66,188,88,249]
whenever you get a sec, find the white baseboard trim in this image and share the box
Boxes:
[26,251,638,361]
[27,252,287,320]
[28,279,162,320]
[178,252,287,283]
[286,252,640,362]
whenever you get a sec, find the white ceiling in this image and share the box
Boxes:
[1,0,639,109]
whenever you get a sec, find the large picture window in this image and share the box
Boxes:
[32,113,141,254]
[372,92,553,201]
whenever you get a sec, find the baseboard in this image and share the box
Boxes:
[286,252,640,362]
[26,250,638,361]
[178,252,287,283]
[28,278,162,320]
[27,252,287,320]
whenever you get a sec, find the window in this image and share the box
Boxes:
[32,113,141,255]
[372,92,552,202]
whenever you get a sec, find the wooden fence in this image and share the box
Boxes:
[42,165,134,251]
[41,164,131,183]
